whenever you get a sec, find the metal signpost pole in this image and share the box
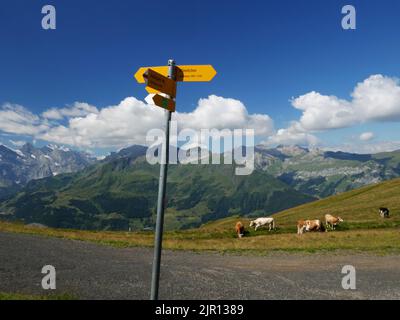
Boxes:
[134,60,215,300]
[150,59,176,300]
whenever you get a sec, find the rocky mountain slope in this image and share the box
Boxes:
[255,145,400,198]
[0,143,96,199]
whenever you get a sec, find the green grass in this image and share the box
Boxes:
[0,221,399,255]
[0,292,77,300]
[203,177,400,233]
[1,178,400,255]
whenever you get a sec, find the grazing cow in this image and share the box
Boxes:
[306,219,325,232]
[379,207,390,218]
[297,220,307,234]
[325,214,344,231]
[297,219,325,234]
[235,221,245,238]
[249,217,275,231]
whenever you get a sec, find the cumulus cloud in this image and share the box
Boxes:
[291,75,400,131]
[352,75,400,122]
[291,92,355,131]
[39,97,165,148]
[268,74,400,146]
[359,132,375,141]
[175,95,273,136]
[0,95,274,150]
[265,122,320,146]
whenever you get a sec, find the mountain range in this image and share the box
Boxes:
[1,143,400,231]
[0,143,96,200]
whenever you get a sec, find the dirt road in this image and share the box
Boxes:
[1,232,399,300]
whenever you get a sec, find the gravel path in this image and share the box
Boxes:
[1,232,399,300]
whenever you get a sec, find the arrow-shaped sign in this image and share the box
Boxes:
[153,94,176,112]
[135,66,169,84]
[143,68,177,98]
[175,65,217,82]
[146,94,176,112]
[135,65,217,83]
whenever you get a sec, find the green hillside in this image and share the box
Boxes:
[202,177,400,233]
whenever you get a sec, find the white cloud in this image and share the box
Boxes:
[1,95,273,150]
[265,121,320,146]
[176,95,273,136]
[39,97,164,148]
[292,75,400,131]
[352,75,400,122]
[359,132,375,141]
[268,74,400,146]
[327,141,400,154]
[292,92,355,131]
[42,102,99,120]
[0,103,49,135]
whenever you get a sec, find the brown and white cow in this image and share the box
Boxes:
[297,219,325,234]
[297,220,307,234]
[325,214,344,231]
[235,221,245,238]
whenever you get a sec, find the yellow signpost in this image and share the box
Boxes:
[134,60,216,300]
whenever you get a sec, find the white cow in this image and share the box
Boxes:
[249,217,275,231]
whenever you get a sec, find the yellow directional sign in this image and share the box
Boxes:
[175,65,217,82]
[152,94,176,112]
[135,65,217,83]
[143,69,177,98]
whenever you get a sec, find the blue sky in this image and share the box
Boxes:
[1,0,400,155]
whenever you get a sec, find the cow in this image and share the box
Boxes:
[235,221,245,238]
[297,220,307,234]
[379,207,390,218]
[306,219,325,232]
[249,217,275,231]
[297,219,325,234]
[325,214,344,231]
